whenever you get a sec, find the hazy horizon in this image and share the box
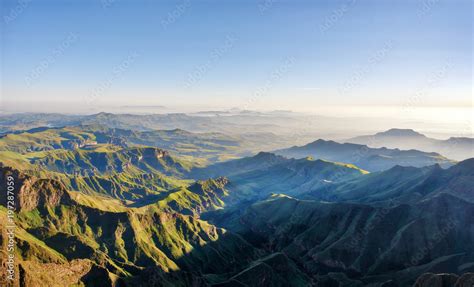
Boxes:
[1,106,472,140]
[2,0,472,122]
[1,0,472,142]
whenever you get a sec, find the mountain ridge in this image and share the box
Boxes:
[274,139,455,172]
[303,158,474,204]
[347,128,474,160]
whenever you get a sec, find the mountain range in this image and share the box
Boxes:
[303,158,474,205]
[0,124,271,164]
[347,128,474,161]
[0,116,472,286]
[219,191,473,286]
[274,139,455,172]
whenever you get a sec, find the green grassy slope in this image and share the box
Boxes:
[194,153,368,202]
[0,166,263,286]
[0,125,270,164]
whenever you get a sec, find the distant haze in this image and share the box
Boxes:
[1,0,471,123]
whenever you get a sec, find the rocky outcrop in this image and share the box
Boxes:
[65,139,98,150]
[0,166,72,212]
[129,147,169,161]
[414,273,474,287]
[18,259,94,287]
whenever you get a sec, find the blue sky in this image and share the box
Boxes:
[1,0,472,114]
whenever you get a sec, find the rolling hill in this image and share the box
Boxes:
[0,125,254,164]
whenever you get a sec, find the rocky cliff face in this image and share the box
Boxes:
[0,166,262,286]
[0,166,72,212]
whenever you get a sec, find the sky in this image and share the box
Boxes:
[1,0,472,119]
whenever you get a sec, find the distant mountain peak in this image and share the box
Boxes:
[385,164,424,173]
[166,128,191,134]
[377,128,426,137]
[306,139,337,147]
[254,151,280,159]
[93,112,114,117]
[447,136,474,142]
